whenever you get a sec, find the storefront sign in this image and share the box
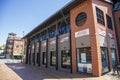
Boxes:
[50,40,56,45]
[60,37,69,43]
[75,28,89,38]
[98,28,106,36]
[81,53,86,63]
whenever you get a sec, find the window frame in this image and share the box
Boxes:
[106,14,113,30]
[96,7,105,26]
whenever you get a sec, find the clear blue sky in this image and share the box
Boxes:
[0,0,71,46]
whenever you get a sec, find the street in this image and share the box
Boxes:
[0,59,21,63]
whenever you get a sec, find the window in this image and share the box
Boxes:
[96,7,105,25]
[106,15,113,30]
[42,52,46,65]
[76,12,87,26]
[111,48,117,67]
[61,50,71,69]
[48,25,56,38]
[101,48,109,73]
[58,21,70,35]
[50,51,56,66]
[77,47,92,73]
[40,30,47,41]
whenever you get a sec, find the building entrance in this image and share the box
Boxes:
[50,51,56,66]
[77,47,92,73]
[42,52,46,65]
[111,49,117,67]
[61,50,71,70]
[101,48,109,74]
[36,53,40,66]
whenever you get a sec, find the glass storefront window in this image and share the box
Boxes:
[111,48,117,67]
[50,51,56,66]
[42,52,46,65]
[61,50,71,69]
[77,47,92,73]
[101,48,109,73]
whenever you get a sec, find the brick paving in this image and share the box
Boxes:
[0,63,22,80]
[4,63,119,80]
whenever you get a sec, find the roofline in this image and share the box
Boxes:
[23,0,85,39]
[23,0,112,39]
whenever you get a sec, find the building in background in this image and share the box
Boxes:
[113,0,120,64]
[23,0,119,77]
[0,48,4,55]
[5,32,24,59]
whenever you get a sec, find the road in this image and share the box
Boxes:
[0,59,21,63]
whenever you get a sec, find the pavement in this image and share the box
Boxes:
[0,63,22,80]
[4,63,120,80]
[0,59,120,80]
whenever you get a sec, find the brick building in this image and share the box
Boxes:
[6,33,24,59]
[23,0,119,77]
[113,1,120,64]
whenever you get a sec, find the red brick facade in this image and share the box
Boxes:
[24,0,119,77]
[70,0,119,76]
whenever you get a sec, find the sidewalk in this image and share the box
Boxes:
[6,63,120,80]
[0,63,22,80]
[0,62,120,80]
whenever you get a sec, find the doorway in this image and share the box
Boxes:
[50,51,56,66]
[42,52,46,65]
[77,47,92,73]
[101,48,109,74]
[61,50,71,70]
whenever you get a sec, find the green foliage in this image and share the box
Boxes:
[0,44,6,49]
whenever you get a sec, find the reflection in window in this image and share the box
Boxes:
[48,25,56,38]
[101,48,109,73]
[61,50,71,69]
[111,49,117,67]
[58,20,70,35]
[50,51,56,66]
[40,30,47,41]
[42,52,46,65]
[106,15,113,30]
[77,48,92,73]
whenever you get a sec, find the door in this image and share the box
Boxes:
[42,52,46,65]
[36,53,40,65]
[50,51,56,66]
[77,48,92,73]
[101,48,109,73]
[111,49,117,67]
[61,50,71,70]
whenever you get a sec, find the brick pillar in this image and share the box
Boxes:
[90,31,102,77]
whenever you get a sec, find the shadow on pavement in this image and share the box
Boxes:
[6,63,120,80]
